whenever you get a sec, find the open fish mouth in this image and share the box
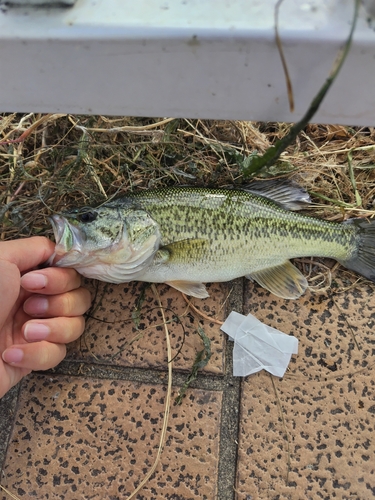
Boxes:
[50,215,68,247]
[48,215,84,266]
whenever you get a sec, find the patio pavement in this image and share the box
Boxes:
[1,272,374,499]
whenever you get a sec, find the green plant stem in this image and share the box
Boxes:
[243,0,360,177]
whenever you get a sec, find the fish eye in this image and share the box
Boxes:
[78,211,98,223]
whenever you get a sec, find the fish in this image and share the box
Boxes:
[48,181,375,299]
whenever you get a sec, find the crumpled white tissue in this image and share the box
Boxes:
[221,311,298,377]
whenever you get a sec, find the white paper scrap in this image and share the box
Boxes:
[221,311,298,378]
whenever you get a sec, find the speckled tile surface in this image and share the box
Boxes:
[1,274,375,500]
[68,281,226,374]
[236,279,375,500]
[1,374,222,500]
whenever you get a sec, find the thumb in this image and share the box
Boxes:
[0,260,21,331]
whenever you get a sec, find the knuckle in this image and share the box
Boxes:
[39,342,66,369]
[52,288,91,316]
[39,341,53,366]
[55,316,85,343]
[61,293,74,314]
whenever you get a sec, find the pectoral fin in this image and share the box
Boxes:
[166,280,209,299]
[158,238,209,263]
[247,261,308,299]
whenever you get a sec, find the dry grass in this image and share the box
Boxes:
[1,113,375,499]
[1,113,375,245]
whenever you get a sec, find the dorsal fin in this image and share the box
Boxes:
[242,179,310,211]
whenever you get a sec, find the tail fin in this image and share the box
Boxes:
[341,218,375,282]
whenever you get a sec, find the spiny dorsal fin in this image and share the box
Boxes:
[247,261,308,299]
[242,179,310,211]
[166,280,209,298]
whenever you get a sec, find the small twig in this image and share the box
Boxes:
[0,483,21,500]
[217,286,234,316]
[347,150,362,207]
[309,191,358,209]
[181,293,223,325]
[126,284,173,499]
[70,117,175,134]
[275,0,294,112]
[180,121,251,156]
[294,258,332,294]
[0,114,66,146]
[76,129,108,198]
[315,144,375,156]
[9,182,26,202]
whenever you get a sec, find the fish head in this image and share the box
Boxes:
[50,206,125,266]
[48,204,161,282]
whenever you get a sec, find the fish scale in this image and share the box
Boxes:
[126,187,354,262]
[49,184,375,299]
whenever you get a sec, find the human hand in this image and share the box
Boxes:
[0,236,91,398]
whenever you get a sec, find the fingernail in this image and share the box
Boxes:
[24,297,49,316]
[24,323,51,341]
[3,348,24,364]
[21,273,48,290]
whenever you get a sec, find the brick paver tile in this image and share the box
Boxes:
[236,278,375,499]
[1,374,222,500]
[67,281,226,374]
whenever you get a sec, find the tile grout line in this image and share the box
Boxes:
[35,354,242,499]
[216,279,243,500]
[45,282,244,499]
[0,280,244,499]
[216,341,241,500]
[45,360,231,391]
[55,287,243,499]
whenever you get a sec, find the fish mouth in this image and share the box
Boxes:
[50,215,67,247]
[48,215,84,266]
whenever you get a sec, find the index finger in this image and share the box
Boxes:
[0,237,55,272]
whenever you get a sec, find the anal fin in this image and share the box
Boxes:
[166,280,209,299]
[247,261,308,299]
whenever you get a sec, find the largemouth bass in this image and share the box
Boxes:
[48,182,375,299]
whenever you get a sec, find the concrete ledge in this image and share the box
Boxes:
[0,0,374,125]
